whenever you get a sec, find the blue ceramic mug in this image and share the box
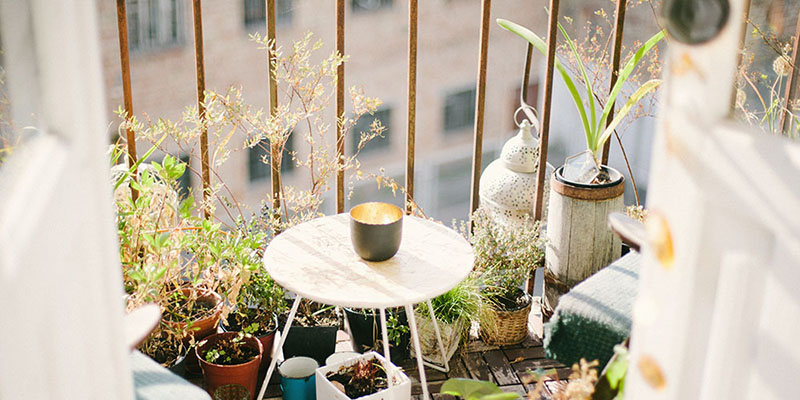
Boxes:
[278,356,318,400]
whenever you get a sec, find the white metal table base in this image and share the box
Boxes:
[256,296,451,400]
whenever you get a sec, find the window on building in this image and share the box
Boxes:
[248,135,295,182]
[351,0,392,13]
[244,0,293,28]
[126,0,183,53]
[433,149,498,223]
[443,87,476,133]
[351,107,391,155]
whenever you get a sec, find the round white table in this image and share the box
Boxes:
[257,214,474,400]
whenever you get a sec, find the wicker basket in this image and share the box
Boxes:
[481,299,532,346]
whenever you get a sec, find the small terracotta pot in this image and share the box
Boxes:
[221,313,278,375]
[165,288,223,376]
[197,332,263,400]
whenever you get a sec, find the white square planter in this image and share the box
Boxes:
[315,351,411,400]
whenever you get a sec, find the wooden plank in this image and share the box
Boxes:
[446,354,471,379]
[463,352,495,383]
[412,378,446,395]
[565,195,596,282]
[504,346,545,362]
[483,350,520,386]
[465,338,499,353]
[501,384,527,396]
[512,358,563,376]
[591,199,610,275]
[406,363,448,382]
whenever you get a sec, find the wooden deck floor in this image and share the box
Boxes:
[260,298,570,399]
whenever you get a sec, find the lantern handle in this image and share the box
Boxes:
[514,105,540,136]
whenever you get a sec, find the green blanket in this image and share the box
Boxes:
[543,251,640,368]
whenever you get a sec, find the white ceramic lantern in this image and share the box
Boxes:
[479,119,550,225]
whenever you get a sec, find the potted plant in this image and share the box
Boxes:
[279,299,341,366]
[222,269,285,371]
[471,208,545,345]
[413,275,492,367]
[220,219,287,373]
[197,331,263,400]
[316,351,411,400]
[497,19,665,313]
[114,154,245,373]
[344,307,410,362]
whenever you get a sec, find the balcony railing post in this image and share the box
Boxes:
[191,0,211,219]
[115,0,139,201]
[336,0,346,214]
[522,43,534,102]
[534,0,560,222]
[780,15,800,136]
[600,0,627,165]
[469,0,492,215]
[267,0,281,214]
[406,0,418,214]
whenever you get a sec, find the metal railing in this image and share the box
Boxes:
[113,0,798,222]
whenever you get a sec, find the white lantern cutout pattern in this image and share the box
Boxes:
[479,109,553,225]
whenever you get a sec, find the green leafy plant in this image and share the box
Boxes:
[225,260,287,336]
[465,207,545,310]
[416,275,494,341]
[200,332,259,366]
[440,378,520,400]
[385,311,410,347]
[497,18,665,170]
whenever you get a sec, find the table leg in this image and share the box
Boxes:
[256,295,301,400]
[405,304,429,400]
[379,308,393,389]
[426,299,450,373]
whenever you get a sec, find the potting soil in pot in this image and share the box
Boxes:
[281,300,340,365]
[325,358,388,399]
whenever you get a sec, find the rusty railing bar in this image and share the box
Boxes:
[780,14,800,135]
[730,0,752,113]
[336,0,346,214]
[267,0,281,214]
[406,0,418,214]
[469,0,492,215]
[115,0,139,202]
[191,0,211,219]
[600,0,626,165]
[522,41,535,295]
[522,43,533,102]
[534,0,560,221]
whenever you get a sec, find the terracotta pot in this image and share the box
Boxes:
[197,332,263,400]
[174,288,224,342]
[221,312,278,375]
[164,288,223,376]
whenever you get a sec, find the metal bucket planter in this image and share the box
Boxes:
[543,165,624,315]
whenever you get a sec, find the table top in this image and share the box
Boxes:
[264,214,474,309]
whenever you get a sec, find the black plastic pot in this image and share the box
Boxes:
[279,324,338,366]
[344,308,410,362]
